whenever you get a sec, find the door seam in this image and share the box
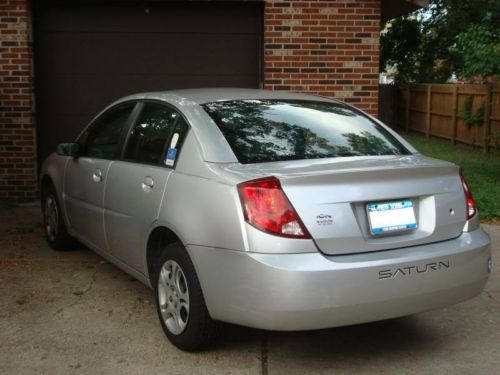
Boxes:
[156,170,172,220]
[102,160,114,251]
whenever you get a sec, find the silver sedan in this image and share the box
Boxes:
[40,88,491,351]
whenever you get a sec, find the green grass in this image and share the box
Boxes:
[401,132,500,220]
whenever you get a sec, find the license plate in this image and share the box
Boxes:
[366,200,417,235]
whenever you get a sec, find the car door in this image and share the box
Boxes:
[103,101,189,272]
[64,102,138,251]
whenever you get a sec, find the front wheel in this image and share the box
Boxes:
[154,242,218,351]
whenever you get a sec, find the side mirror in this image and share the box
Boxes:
[56,142,80,158]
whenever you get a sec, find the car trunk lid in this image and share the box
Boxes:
[222,154,467,255]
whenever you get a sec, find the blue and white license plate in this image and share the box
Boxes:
[366,200,417,235]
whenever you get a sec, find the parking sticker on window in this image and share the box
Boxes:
[165,133,180,166]
[165,148,177,166]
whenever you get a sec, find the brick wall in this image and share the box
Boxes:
[0,0,37,200]
[263,0,380,115]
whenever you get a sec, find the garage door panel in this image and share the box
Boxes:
[40,73,261,117]
[40,2,261,34]
[34,1,263,162]
[39,33,260,76]
[41,114,89,154]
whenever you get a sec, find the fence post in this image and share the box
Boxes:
[405,85,410,132]
[425,85,431,138]
[451,85,458,144]
[483,84,492,152]
[393,85,398,130]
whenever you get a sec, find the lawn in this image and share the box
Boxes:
[400,132,500,221]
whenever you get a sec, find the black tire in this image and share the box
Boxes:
[42,184,77,250]
[154,242,218,351]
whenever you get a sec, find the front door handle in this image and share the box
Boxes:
[92,168,102,182]
[142,176,154,191]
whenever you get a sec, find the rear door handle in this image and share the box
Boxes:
[142,176,154,191]
[92,168,102,182]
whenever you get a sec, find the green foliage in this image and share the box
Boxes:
[380,18,422,83]
[403,132,500,219]
[462,96,485,129]
[381,0,500,83]
[450,24,500,79]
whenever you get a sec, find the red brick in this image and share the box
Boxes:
[0,0,36,201]
[264,0,379,117]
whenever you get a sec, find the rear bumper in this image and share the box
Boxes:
[187,228,491,331]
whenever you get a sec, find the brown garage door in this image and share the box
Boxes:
[34,1,263,162]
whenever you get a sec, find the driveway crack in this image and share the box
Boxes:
[53,262,104,315]
[483,290,500,304]
[72,265,100,297]
[261,331,268,375]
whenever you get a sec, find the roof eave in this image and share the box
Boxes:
[381,0,429,23]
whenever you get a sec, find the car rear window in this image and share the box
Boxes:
[202,100,410,164]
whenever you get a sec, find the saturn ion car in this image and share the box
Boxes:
[40,88,492,351]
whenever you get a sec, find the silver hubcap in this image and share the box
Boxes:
[44,195,58,241]
[158,260,190,335]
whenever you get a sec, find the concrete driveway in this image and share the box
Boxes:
[1,205,499,374]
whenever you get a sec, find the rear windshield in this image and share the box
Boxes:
[202,100,410,164]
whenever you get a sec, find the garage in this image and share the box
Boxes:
[4,0,388,201]
[33,1,264,162]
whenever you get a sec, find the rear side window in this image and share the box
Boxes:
[124,103,179,164]
[80,103,135,159]
[202,100,410,164]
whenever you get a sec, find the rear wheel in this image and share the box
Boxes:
[42,184,77,250]
[154,242,218,351]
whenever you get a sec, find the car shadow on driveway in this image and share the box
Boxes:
[218,315,437,357]
[2,205,499,374]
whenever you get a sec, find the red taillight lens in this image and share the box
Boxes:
[237,176,311,239]
[460,170,477,220]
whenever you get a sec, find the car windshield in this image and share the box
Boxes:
[202,100,410,164]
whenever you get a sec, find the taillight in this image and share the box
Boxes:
[460,170,477,220]
[237,176,311,239]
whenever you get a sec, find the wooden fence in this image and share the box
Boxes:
[380,82,500,150]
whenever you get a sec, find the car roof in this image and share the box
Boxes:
[104,89,347,164]
[120,87,334,105]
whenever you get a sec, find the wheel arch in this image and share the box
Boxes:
[145,225,186,285]
[39,154,68,204]
[40,173,54,199]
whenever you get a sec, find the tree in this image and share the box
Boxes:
[380,0,500,83]
[450,24,500,79]
[380,17,422,83]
